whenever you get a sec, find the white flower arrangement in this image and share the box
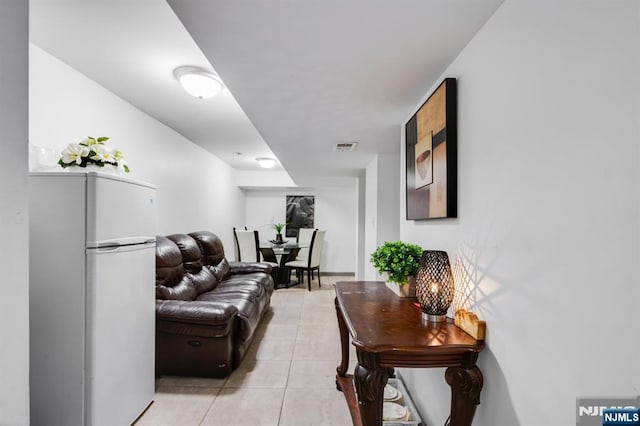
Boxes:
[58,136,130,173]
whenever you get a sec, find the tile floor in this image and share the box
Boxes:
[135,275,357,426]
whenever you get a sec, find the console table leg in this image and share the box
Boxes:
[335,297,350,390]
[445,366,484,426]
[354,352,389,425]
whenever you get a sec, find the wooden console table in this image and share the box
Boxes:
[334,281,485,426]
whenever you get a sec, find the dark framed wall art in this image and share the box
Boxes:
[405,78,457,220]
[285,195,315,237]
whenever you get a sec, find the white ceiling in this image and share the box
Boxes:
[30,0,504,184]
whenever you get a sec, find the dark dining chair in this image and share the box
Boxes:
[259,247,278,264]
[285,229,325,291]
[259,247,280,284]
[279,247,300,288]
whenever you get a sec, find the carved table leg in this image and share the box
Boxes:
[335,297,350,390]
[354,351,389,425]
[445,365,484,426]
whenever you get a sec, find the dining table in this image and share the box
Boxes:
[259,242,306,288]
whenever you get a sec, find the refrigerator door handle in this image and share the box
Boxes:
[89,236,156,250]
[90,241,156,253]
[95,242,120,251]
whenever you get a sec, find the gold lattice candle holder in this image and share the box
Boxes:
[415,250,455,322]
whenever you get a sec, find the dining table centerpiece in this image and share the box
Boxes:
[272,223,286,244]
[58,136,130,174]
[370,241,423,297]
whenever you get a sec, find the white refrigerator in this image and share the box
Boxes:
[29,171,156,426]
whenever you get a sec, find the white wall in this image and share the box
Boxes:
[0,2,30,424]
[376,153,400,246]
[399,2,640,425]
[364,157,379,280]
[29,44,245,250]
[244,186,357,273]
[355,172,366,279]
[364,153,400,280]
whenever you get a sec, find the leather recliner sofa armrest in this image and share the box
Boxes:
[228,261,272,275]
[156,300,238,326]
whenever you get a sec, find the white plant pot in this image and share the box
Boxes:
[384,276,416,298]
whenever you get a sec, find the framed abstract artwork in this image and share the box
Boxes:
[285,195,315,237]
[405,78,457,220]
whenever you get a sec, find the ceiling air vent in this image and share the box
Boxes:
[334,142,358,152]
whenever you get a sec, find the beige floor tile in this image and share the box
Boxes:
[254,323,299,341]
[279,388,352,426]
[247,338,296,361]
[293,335,342,361]
[305,296,336,306]
[267,310,302,324]
[279,295,306,305]
[298,307,336,325]
[302,298,336,311]
[272,288,306,299]
[271,301,304,316]
[305,286,336,295]
[224,359,291,388]
[296,323,340,341]
[134,386,218,426]
[298,282,323,292]
[200,388,285,426]
[287,360,342,389]
[155,375,226,389]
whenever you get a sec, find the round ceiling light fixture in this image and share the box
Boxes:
[174,66,224,99]
[256,157,277,168]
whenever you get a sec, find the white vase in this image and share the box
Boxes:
[29,144,60,171]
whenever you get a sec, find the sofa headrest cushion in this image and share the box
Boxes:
[164,233,220,295]
[156,236,185,286]
[155,236,198,301]
[167,234,203,274]
[189,231,226,265]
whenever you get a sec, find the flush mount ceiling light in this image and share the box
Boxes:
[256,157,277,168]
[174,66,224,99]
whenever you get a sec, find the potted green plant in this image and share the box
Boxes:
[273,223,286,244]
[370,241,423,297]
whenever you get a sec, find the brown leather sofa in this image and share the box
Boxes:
[154,231,274,378]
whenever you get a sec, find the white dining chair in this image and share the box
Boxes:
[293,227,315,261]
[233,228,260,262]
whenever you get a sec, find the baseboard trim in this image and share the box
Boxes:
[320,272,355,276]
